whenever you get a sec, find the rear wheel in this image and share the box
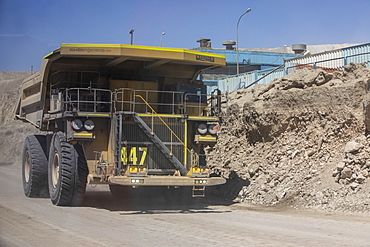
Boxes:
[22,135,49,198]
[48,132,88,206]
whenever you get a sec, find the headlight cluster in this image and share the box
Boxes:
[131,179,144,184]
[195,179,207,184]
[197,123,219,135]
[71,119,95,131]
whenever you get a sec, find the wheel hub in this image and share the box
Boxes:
[24,151,30,183]
[51,152,60,188]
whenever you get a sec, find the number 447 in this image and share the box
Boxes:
[121,147,148,165]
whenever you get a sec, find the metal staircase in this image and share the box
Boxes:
[132,113,188,176]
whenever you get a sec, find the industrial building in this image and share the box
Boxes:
[193,39,370,92]
[194,38,297,92]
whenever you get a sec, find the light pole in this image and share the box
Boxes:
[236,8,251,75]
[129,29,134,45]
[160,32,166,46]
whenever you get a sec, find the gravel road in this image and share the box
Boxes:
[1,166,369,247]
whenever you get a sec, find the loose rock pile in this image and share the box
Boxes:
[208,63,370,213]
[334,139,369,189]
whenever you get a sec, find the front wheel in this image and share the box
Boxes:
[48,132,88,206]
[22,135,49,198]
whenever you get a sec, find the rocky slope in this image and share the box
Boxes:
[207,63,370,213]
[0,71,39,166]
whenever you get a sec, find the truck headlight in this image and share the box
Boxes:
[84,119,95,130]
[208,124,219,135]
[195,179,207,184]
[197,123,207,134]
[72,119,83,130]
[131,179,144,184]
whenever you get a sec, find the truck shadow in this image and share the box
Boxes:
[81,172,249,215]
[82,189,231,214]
[207,171,250,202]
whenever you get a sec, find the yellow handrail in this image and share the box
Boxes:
[135,95,197,167]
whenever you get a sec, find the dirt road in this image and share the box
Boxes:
[0,166,369,247]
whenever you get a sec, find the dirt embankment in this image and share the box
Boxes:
[0,71,40,166]
[208,63,370,213]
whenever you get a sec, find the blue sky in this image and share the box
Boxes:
[1,0,369,71]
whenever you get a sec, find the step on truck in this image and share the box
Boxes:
[15,43,227,206]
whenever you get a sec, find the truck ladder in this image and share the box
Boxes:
[192,186,206,198]
[114,114,123,175]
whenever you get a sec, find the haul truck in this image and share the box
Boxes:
[15,43,227,206]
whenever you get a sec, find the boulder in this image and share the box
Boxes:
[340,167,353,179]
[344,141,363,153]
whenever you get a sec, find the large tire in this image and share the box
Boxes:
[48,132,88,206]
[22,135,49,198]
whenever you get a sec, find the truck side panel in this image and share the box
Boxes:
[15,59,50,128]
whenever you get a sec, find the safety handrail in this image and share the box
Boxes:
[63,88,112,113]
[135,95,197,168]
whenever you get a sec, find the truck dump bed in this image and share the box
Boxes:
[15,43,226,126]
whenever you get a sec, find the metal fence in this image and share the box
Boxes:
[217,67,285,92]
[285,49,343,73]
[218,43,370,92]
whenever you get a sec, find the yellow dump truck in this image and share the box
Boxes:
[15,43,226,206]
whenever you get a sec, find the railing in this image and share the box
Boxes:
[114,88,223,116]
[63,88,112,113]
[183,92,226,117]
[114,88,184,114]
[60,86,224,117]
[135,95,198,167]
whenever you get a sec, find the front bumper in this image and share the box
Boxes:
[109,175,226,187]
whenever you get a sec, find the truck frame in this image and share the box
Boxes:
[15,43,226,206]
